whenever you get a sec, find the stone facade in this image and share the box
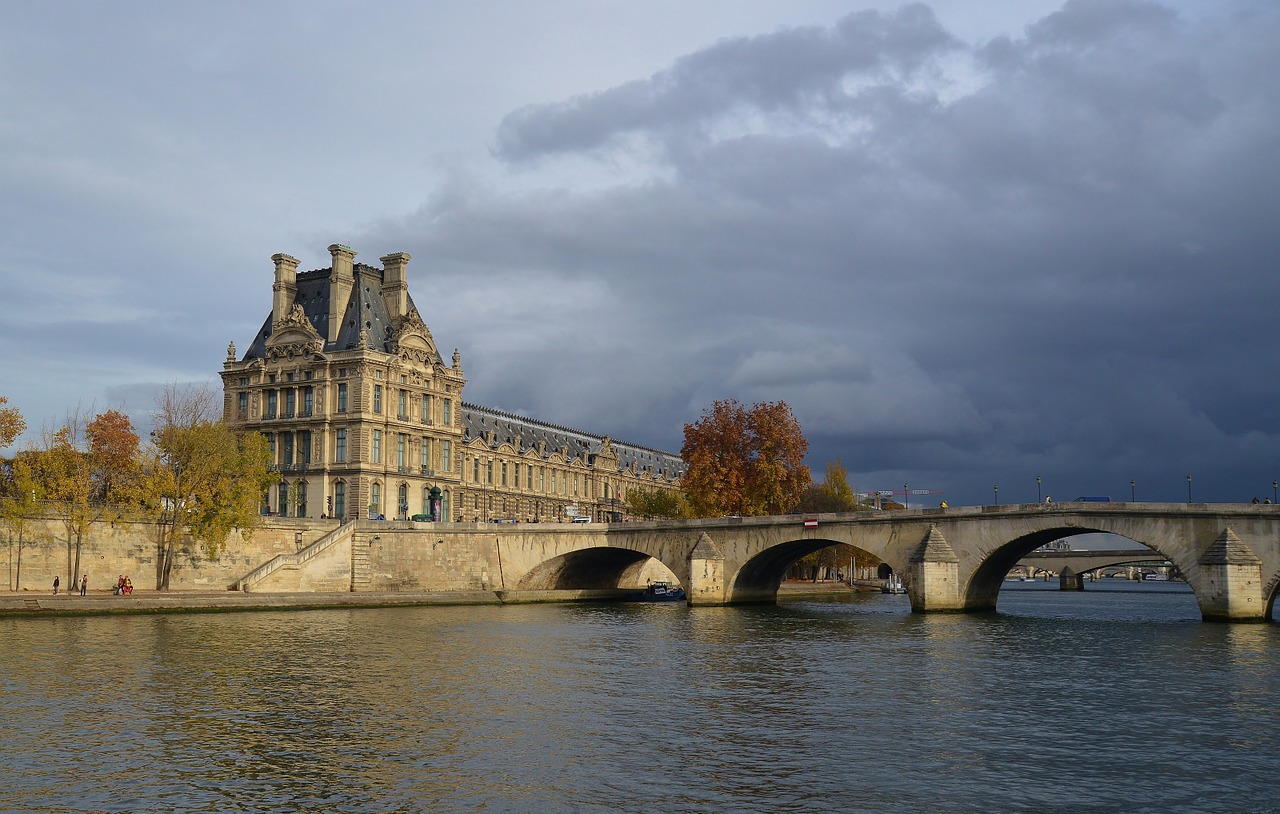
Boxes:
[220,244,683,524]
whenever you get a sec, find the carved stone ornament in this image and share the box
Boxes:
[226,341,236,362]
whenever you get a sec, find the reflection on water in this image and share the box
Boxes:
[2,583,1278,813]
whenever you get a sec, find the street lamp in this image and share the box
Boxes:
[1036,476,1041,503]
[903,483,909,510]
[1130,480,1136,502]
[1273,480,1277,504]
[1186,474,1192,503]
[993,484,999,505]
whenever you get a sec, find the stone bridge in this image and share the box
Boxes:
[1016,549,1172,578]
[238,502,1280,622]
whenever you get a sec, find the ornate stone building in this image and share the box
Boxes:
[220,244,683,522]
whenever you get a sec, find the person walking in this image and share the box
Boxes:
[52,575,59,595]
[80,575,88,596]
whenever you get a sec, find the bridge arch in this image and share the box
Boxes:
[732,538,860,604]
[965,526,1178,611]
[514,546,677,591]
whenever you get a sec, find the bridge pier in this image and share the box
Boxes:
[1195,528,1267,622]
[686,532,728,606]
[1058,567,1085,591]
[908,525,966,612]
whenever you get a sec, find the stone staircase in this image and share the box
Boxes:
[350,538,371,592]
[232,522,356,592]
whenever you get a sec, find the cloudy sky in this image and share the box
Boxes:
[3,0,1277,507]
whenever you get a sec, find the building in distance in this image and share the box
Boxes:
[220,244,683,523]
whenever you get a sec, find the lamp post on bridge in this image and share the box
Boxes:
[903,483,909,510]
[993,484,999,505]
[1130,479,1135,502]
[1036,476,1041,503]
[1273,480,1277,504]
[1186,474,1192,503]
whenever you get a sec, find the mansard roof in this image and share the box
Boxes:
[461,403,685,480]
[242,264,418,360]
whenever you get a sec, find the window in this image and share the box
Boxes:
[300,431,312,464]
[239,377,248,387]
[398,484,408,519]
[539,467,545,492]
[372,430,382,464]
[303,387,314,416]
[285,389,296,417]
[397,434,407,468]
[282,432,294,466]
[551,471,556,493]
[442,441,451,471]
[501,461,508,486]
[267,432,276,460]
[421,438,431,469]
[473,456,480,482]
[334,481,346,519]
[443,399,452,426]
[373,385,383,414]
[423,395,433,423]
[370,482,381,512]
[486,459,493,484]
[238,392,247,415]
[398,389,407,418]
[442,490,450,521]
[337,383,348,412]
[278,482,289,517]
[267,390,278,419]
[286,372,295,382]
[513,463,520,489]
[338,368,348,378]
[422,486,431,515]
[335,429,347,463]
[297,481,308,517]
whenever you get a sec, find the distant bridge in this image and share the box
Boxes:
[239,502,1280,622]
[1015,549,1171,577]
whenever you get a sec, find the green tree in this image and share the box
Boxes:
[625,486,688,520]
[146,385,277,590]
[796,460,861,513]
[681,399,811,517]
[1,452,46,590]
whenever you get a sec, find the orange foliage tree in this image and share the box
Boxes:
[680,399,811,517]
[0,395,25,449]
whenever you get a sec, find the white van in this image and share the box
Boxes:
[571,516,591,523]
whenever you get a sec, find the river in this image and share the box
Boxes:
[1,581,1277,813]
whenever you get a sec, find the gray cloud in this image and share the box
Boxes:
[368,0,1280,505]
[4,1,1274,508]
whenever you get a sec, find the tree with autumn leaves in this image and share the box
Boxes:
[1,388,277,591]
[147,385,276,590]
[680,399,812,517]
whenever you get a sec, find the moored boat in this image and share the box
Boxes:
[627,581,686,602]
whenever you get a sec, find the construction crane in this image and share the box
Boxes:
[859,488,944,509]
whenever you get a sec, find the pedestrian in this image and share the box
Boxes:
[80,575,88,596]
[115,575,125,595]
[1252,497,1260,504]
[53,575,59,595]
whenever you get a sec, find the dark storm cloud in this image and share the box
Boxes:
[368,0,1280,505]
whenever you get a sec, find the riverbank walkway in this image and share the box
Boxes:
[2,581,860,617]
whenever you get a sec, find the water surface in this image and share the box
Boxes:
[2,582,1276,813]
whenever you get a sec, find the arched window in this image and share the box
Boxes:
[334,481,346,520]
[370,482,381,515]
[442,490,450,522]
[398,483,408,520]
[278,481,289,517]
[297,481,308,517]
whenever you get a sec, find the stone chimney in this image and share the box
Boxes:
[380,252,411,320]
[327,244,357,343]
[271,253,300,330]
